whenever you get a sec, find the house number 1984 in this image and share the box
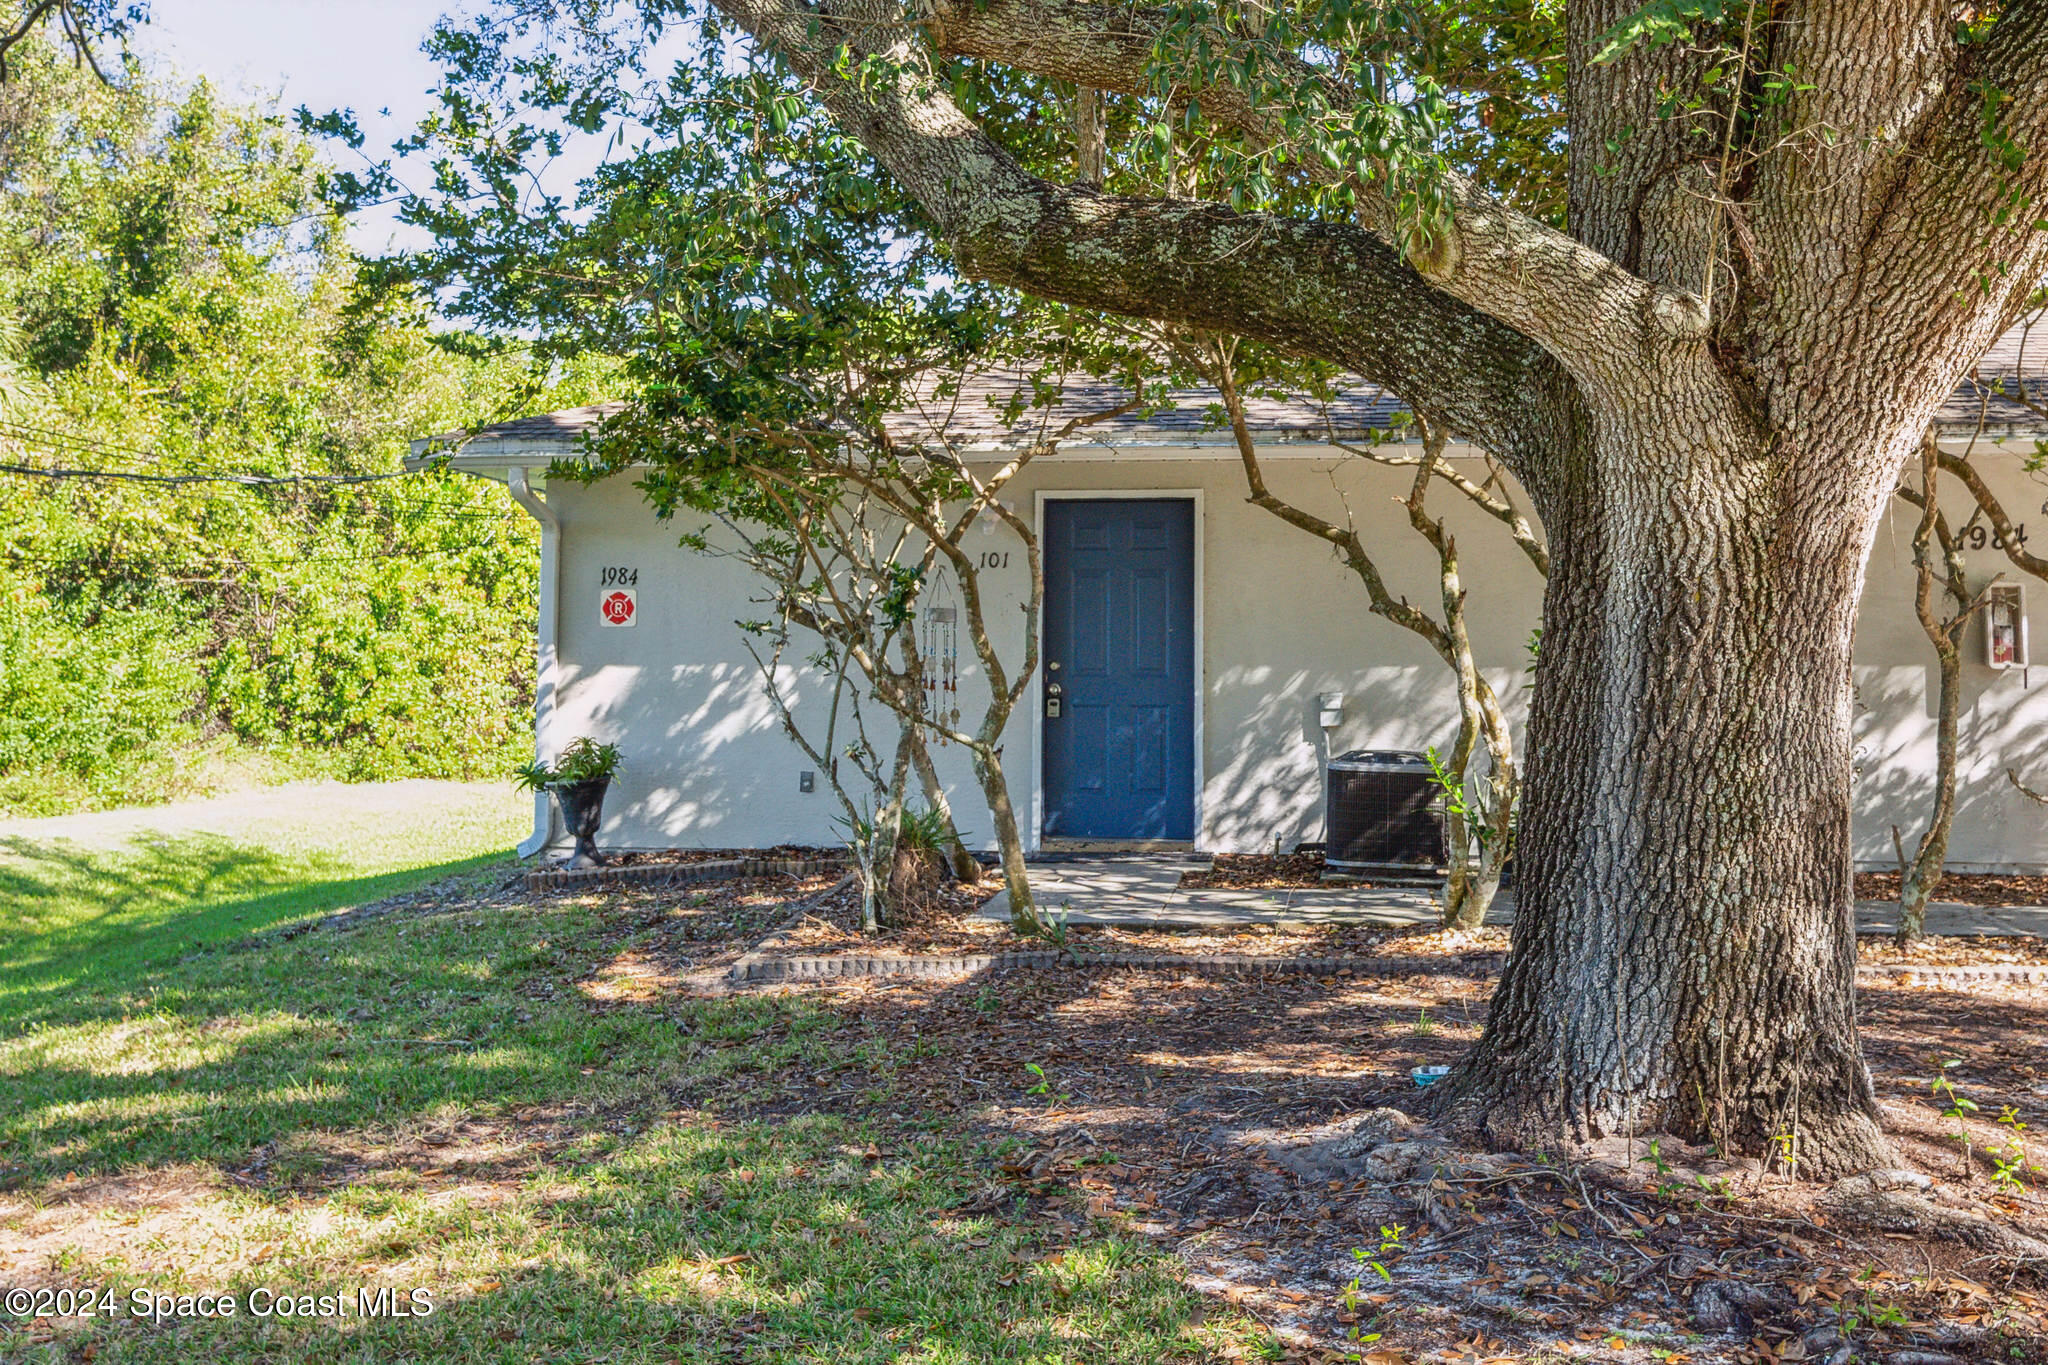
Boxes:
[1961,523,2026,551]
[600,566,639,586]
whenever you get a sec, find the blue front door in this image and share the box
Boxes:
[1042,499,1196,840]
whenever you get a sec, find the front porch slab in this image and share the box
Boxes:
[976,855,1495,928]
[977,856,2048,935]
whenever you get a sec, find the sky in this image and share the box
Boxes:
[132,1,457,253]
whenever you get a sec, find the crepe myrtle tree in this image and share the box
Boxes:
[595,357,1139,935]
[1168,333,1544,930]
[709,476,939,933]
[320,26,1150,933]
[1887,435,2000,947]
[354,0,2048,1174]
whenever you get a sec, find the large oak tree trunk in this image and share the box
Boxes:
[1441,413,1893,1177]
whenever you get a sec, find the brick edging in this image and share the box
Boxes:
[713,950,2048,990]
[526,856,847,891]
[728,950,1507,986]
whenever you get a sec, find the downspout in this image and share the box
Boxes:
[506,467,560,857]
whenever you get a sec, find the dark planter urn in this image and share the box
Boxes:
[553,777,611,869]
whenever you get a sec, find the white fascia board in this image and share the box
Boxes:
[402,439,590,476]
[1934,435,2048,456]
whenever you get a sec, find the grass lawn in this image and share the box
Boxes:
[0,801,1260,1363]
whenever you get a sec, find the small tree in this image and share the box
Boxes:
[1182,335,1543,929]
[1889,323,2048,941]
[629,356,1137,934]
[720,483,936,932]
[1889,436,1998,944]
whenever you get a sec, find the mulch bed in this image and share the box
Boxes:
[675,962,2048,1364]
[760,875,1499,961]
[1860,934,2048,966]
[1181,850,1357,889]
[540,872,850,995]
[350,870,2048,1361]
[754,897,2048,969]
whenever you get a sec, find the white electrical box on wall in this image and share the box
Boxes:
[1987,582,2028,669]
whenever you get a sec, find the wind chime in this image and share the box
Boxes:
[920,570,962,742]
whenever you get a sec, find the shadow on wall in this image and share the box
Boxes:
[1852,663,2048,870]
[548,656,848,848]
[1202,664,1530,852]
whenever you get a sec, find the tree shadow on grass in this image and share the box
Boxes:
[0,834,514,1011]
[10,1110,1233,1365]
[0,837,555,1183]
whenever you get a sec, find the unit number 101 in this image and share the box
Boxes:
[600,566,639,586]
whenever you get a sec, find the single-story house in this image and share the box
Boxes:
[412,334,2048,872]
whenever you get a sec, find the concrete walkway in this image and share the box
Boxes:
[979,856,2048,936]
[0,780,524,854]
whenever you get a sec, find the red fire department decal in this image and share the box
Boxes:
[599,588,637,627]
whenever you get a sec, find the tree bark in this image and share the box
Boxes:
[975,746,1038,933]
[1404,425,1520,933]
[1438,404,1896,1177]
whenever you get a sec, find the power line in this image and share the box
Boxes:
[0,418,460,486]
[0,461,414,488]
[2,538,528,571]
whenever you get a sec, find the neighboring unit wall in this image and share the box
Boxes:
[1852,447,2048,871]
[536,442,2048,870]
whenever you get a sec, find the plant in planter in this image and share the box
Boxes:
[513,738,623,869]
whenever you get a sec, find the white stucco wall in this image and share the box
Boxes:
[527,442,2048,870]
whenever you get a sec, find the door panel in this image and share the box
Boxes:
[1042,499,1196,840]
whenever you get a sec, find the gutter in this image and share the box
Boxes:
[505,467,561,858]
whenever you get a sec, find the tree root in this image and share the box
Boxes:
[1432,1078,1897,1183]
[1822,1175,2048,1263]
[1270,1115,2048,1274]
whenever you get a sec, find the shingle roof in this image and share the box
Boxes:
[881,369,1409,449]
[414,316,2048,461]
[1945,316,2048,436]
[411,373,1408,462]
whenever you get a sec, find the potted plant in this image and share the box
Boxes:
[513,738,623,869]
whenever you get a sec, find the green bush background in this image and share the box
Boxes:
[0,40,613,815]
